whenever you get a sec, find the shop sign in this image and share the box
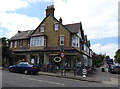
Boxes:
[54,57,61,62]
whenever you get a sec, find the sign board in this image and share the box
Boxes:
[82,69,87,75]
[61,52,64,58]
[54,57,61,62]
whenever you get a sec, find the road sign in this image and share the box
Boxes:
[82,69,87,75]
[61,52,64,58]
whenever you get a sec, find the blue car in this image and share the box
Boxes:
[9,62,39,75]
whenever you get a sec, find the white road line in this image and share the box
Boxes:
[22,77,65,86]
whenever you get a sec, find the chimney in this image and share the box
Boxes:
[59,17,62,24]
[18,31,21,33]
[46,5,55,17]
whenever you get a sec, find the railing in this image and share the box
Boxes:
[38,64,98,77]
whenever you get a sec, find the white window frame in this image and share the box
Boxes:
[10,42,13,48]
[72,36,80,47]
[14,41,17,48]
[40,26,44,32]
[30,36,45,47]
[54,23,59,30]
[60,36,65,45]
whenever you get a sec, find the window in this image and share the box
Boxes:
[14,41,17,48]
[30,36,46,47]
[54,23,59,30]
[72,36,80,47]
[40,26,44,32]
[10,42,13,48]
[60,36,65,45]
[19,40,22,47]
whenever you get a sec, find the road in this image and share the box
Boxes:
[2,70,118,87]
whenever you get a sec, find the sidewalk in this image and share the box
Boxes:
[38,67,119,85]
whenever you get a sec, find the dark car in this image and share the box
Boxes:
[108,64,120,74]
[9,62,39,75]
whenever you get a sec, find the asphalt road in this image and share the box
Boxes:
[2,70,118,87]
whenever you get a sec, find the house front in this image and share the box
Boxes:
[10,5,93,68]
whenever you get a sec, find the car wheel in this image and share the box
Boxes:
[9,68,13,72]
[24,70,28,75]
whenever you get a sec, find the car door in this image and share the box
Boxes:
[15,63,22,72]
[20,64,28,72]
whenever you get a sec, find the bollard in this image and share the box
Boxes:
[82,69,87,77]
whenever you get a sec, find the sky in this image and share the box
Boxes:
[0,0,119,59]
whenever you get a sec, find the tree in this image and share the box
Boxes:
[92,54,106,67]
[2,37,13,68]
[114,49,120,63]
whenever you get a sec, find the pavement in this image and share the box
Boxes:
[38,67,119,85]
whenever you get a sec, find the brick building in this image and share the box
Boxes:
[10,5,93,68]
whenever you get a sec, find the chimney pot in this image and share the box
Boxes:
[18,31,21,33]
[59,17,62,24]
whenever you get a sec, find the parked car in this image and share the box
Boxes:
[9,62,40,75]
[108,64,120,74]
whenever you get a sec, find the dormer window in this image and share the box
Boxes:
[40,25,44,32]
[54,23,59,30]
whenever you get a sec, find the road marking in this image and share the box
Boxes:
[22,77,65,86]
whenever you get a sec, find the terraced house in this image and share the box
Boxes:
[10,5,93,68]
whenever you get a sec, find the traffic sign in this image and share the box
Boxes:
[61,52,64,58]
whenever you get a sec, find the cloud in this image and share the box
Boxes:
[0,12,41,38]
[91,43,118,59]
[0,30,3,33]
[54,0,118,39]
[0,0,54,12]
[0,0,29,12]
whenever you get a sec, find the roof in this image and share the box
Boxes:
[10,30,34,40]
[31,32,46,37]
[64,23,81,33]
[10,15,82,40]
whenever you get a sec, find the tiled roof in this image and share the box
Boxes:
[10,30,34,40]
[31,32,46,37]
[10,22,82,40]
[64,23,81,33]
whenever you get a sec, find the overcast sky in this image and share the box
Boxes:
[0,0,119,59]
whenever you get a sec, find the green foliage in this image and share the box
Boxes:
[114,49,120,63]
[2,37,13,66]
[92,54,105,67]
[2,37,12,57]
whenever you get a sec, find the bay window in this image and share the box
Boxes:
[72,36,80,47]
[30,36,46,47]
